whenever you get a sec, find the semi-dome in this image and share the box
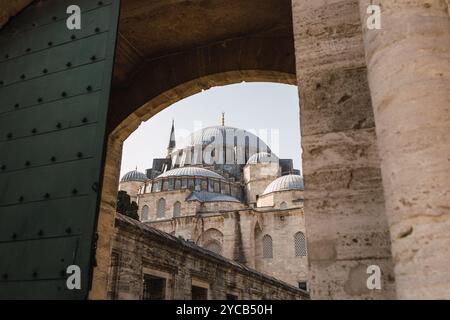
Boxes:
[246,152,278,164]
[175,126,271,153]
[157,167,225,180]
[120,169,147,183]
[262,174,304,195]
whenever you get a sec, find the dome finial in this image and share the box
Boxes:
[221,112,225,126]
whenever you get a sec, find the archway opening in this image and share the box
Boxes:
[99,78,308,299]
[91,0,301,300]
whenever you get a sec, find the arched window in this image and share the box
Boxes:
[280,201,288,209]
[204,241,222,255]
[262,234,273,259]
[173,201,181,217]
[141,205,149,221]
[156,198,166,218]
[294,232,307,257]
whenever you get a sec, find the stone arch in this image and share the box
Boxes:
[109,70,295,143]
[1,0,402,301]
[91,0,298,298]
[196,228,224,253]
[204,240,222,255]
[97,72,297,297]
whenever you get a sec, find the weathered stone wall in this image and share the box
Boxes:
[145,210,253,266]
[258,189,304,208]
[196,228,224,249]
[89,134,124,299]
[142,202,306,288]
[291,0,396,299]
[199,201,247,213]
[244,163,281,204]
[359,0,450,299]
[108,214,309,300]
[138,189,198,220]
[254,208,308,286]
[118,180,143,202]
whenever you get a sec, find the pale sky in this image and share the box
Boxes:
[120,82,302,178]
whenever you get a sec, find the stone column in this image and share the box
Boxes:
[291,0,396,299]
[359,0,450,299]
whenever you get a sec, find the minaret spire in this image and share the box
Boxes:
[167,119,176,157]
[221,112,225,126]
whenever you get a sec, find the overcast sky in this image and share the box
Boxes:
[120,82,302,177]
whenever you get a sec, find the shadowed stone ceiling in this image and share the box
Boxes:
[113,0,295,86]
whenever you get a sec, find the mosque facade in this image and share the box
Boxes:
[118,118,308,289]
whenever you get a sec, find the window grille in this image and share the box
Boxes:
[173,201,181,217]
[157,198,166,218]
[262,234,273,258]
[294,232,307,256]
[141,205,149,221]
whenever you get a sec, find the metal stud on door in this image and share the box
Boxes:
[0,0,121,299]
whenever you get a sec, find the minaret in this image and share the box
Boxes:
[221,112,225,126]
[167,119,176,157]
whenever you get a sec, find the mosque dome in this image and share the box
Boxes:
[262,174,304,195]
[175,126,271,153]
[120,169,147,183]
[246,152,278,164]
[156,167,225,180]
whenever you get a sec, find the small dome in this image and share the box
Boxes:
[262,174,304,195]
[246,152,278,164]
[157,167,225,180]
[120,169,147,183]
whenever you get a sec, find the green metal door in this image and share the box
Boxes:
[0,0,120,299]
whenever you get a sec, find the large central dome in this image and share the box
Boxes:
[168,124,277,180]
[175,126,271,153]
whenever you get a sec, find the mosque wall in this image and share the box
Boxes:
[138,189,198,220]
[254,208,307,286]
[244,163,281,204]
[108,214,309,300]
[118,180,142,202]
[198,201,246,213]
[138,201,307,288]
[258,190,304,208]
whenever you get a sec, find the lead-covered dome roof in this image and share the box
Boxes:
[175,126,271,152]
[262,174,304,195]
[156,167,225,180]
[120,169,147,183]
